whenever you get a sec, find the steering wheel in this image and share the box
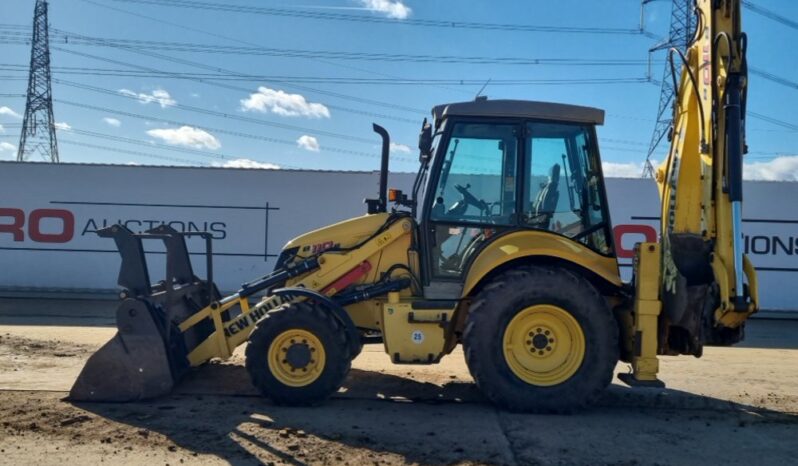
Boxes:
[454,184,488,212]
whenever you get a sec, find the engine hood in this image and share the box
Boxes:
[283,212,394,256]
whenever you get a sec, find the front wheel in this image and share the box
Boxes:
[245,301,351,405]
[463,265,618,413]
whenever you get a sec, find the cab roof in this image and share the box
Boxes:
[432,98,605,125]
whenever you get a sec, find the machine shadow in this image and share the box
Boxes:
[72,364,797,466]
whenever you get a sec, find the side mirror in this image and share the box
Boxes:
[418,118,433,164]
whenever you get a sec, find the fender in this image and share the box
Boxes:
[270,287,362,355]
[462,230,622,297]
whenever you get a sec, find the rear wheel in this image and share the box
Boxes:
[463,265,618,413]
[245,301,351,405]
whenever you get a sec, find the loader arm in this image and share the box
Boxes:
[180,215,414,366]
[625,0,758,385]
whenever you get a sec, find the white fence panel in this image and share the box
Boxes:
[1,162,795,312]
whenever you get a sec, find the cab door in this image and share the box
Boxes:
[521,122,614,256]
[421,120,521,298]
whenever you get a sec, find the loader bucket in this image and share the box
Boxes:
[69,298,188,402]
[69,224,220,402]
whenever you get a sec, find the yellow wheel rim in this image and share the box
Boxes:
[502,304,585,386]
[268,329,326,387]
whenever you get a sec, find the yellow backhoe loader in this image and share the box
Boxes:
[70,0,757,412]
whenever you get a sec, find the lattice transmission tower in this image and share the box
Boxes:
[17,0,59,163]
[641,0,695,178]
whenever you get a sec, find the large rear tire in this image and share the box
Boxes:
[463,265,618,413]
[245,301,351,405]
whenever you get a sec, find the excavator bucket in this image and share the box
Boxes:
[70,224,220,402]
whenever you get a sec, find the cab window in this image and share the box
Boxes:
[428,122,517,278]
[523,122,611,254]
[430,123,517,225]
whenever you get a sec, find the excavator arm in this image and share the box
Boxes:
[625,0,758,386]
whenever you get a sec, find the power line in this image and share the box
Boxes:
[60,139,209,166]
[602,145,646,154]
[750,67,798,91]
[3,31,656,66]
[51,96,418,164]
[0,63,652,86]
[48,45,421,124]
[12,44,798,90]
[25,63,798,136]
[62,126,298,167]
[50,25,428,116]
[742,0,798,31]
[75,0,471,97]
[601,137,648,147]
[44,42,427,128]
[53,78,381,145]
[14,119,414,168]
[746,150,798,159]
[110,0,654,36]
[749,112,798,132]
[749,127,798,134]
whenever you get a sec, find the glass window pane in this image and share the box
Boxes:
[428,122,518,279]
[432,225,506,278]
[430,123,517,225]
[524,122,611,255]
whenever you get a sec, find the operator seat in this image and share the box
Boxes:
[530,163,561,230]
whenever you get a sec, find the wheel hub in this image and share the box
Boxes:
[284,342,312,370]
[503,305,585,386]
[531,332,549,350]
[268,329,325,387]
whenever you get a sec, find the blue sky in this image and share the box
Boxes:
[0,0,796,178]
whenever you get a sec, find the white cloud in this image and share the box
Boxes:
[241,87,330,118]
[0,141,16,152]
[602,161,646,178]
[147,126,221,150]
[103,117,122,127]
[602,156,798,181]
[216,158,280,169]
[0,106,22,119]
[119,88,176,108]
[0,124,4,133]
[744,155,798,181]
[54,122,71,131]
[389,142,411,153]
[358,0,411,19]
[297,135,320,152]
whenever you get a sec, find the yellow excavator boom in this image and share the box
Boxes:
[627,0,758,385]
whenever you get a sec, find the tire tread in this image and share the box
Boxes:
[463,265,618,413]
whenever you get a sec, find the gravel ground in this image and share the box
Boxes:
[0,308,796,466]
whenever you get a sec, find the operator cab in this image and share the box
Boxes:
[415,98,614,297]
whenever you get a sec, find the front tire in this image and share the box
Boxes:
[463,265,618,413]
[245,301,351,405]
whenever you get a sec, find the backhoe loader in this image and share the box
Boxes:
[71,0,757,412]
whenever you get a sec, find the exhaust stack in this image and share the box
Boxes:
[365,123,391,214]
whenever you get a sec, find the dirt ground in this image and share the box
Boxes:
[0,299,796,465]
